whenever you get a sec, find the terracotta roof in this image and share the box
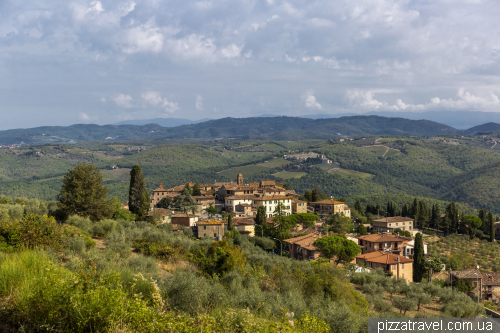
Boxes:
[293,199,307,204]
[237,203,252,207]
[197,218,224,225]
[358,234,411,243]
[226,195,256,200]
[356,251,413,264]
[225,218,255,226]
[253,195,293,201]
[290,228,317,236]
[260,180,276,186]
[283,232,323,250]
[172,213,198,218]
[481,272,500,286]
[451,269,481,279]
[372,216,414,223]
[311,199,345,205]
[150,208,175,216]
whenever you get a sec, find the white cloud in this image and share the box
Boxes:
[195,95,203,110]
[79,112,91,121]
[305,94,323,109]
[113,94,134,108]
[220,44,242,58]
[346,88,500,111]
[123,21,164,54]
[142,91,179,113]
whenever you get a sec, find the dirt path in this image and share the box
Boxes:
[381,147,390,157]
[492,141,497,149]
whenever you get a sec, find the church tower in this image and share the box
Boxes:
[237,173,243,186]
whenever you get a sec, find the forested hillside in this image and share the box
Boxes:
[0,116,459,145]
[2,135,500,212]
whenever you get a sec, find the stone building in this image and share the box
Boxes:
[372,216,414,233]
[195,219,225,240]
[355,251,413,282]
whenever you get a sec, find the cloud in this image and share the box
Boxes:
[113,94,134,108]
[305,94,323,109]
[195,95,203,111]
[79,112,91,121]
[346,88,500,111]
[1,0,500,129]
[142,91,179,113]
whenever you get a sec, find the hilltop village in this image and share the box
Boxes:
[145,173,427,283]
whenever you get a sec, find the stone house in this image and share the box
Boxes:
[148,208,174,224]
[372,216,414,233]
[292,199,308,214]
[357,234,412,255]
[450,269,500,301]
[225,217,256,236]
[309,199,351,218]
[171,213,199,227]
[283,233,324,261]
[195,219,225,240]
[355,251,413,282]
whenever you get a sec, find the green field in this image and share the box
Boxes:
[384,148,401,158]
[360,145,388,156]
[330,168,374,180]
[272,171,307,179]
[101,168,132,182]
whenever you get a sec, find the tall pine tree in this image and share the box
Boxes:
[413,233,425,282]
[128,165,150,220]
[354,200,363,215]
[431,203,441,230]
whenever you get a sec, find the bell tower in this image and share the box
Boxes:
[237,173,243,186]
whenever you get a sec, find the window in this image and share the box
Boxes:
[214,233,217,237]
[402,263,404,269]
[204,226,206,230]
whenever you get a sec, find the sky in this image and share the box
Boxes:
[1,0,499,130]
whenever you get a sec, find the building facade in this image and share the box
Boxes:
[196,219,225,240]
[372,216,414,233]
[355,251,413,282]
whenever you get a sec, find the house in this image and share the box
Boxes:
[402,238,428,258]
[372,216,414,233]
[225,217,256,236]
[355,251,413,282]
[251,195,293,218]
[495,222,500,239]
[357,234,412,255]
[195,219,225,240]
[148,208,174,224]
[193,195,216,211]
[171,213,199,227]
[292,199,308,214]
[309,199,351,218]
[283,233,324,261]
[225,195,257,212]
[449,269,500,301]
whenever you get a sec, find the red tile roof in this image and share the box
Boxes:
[356,251,413,264]
[372,216,414,223]
[358,234,411,243]
[283,232,323,250]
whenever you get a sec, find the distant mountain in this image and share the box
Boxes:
[114,117,211,127]
[0,115,460,145]
[464,122,500,134]
[299,111,500,129]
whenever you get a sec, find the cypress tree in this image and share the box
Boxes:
[413,233,425,282]
[192,182,201,196]
[255,205,267,226]
[354,200,363,215]
[128,165,150,220]
[401,204,409,217]
[479,209,487,233]
[489,212,495,242]
[228,214,233,231]
[431,203,441,230]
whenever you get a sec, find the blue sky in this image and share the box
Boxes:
[1,0,499,130]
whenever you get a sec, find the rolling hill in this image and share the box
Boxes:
[0,116,460,146]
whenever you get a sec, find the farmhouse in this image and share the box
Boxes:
[355,251,413,282]
[372,216,414,233]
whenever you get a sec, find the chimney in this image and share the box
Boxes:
[160,183,163,189]
[396,257,400,262]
